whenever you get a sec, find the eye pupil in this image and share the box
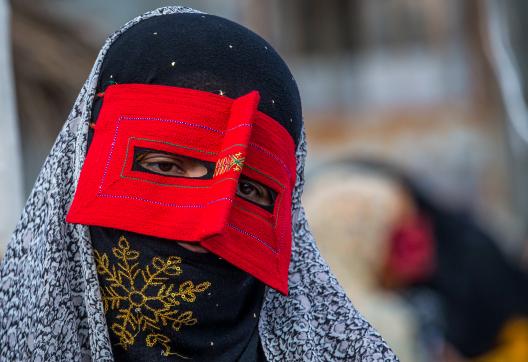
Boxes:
[240,182,254,195]
[158,163,173,172]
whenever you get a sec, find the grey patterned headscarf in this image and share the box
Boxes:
[0,7,398,361]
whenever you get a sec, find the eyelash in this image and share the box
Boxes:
[243,182,262,196]
[145,160,184,174]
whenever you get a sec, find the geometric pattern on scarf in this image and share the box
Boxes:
[0,6,399,361]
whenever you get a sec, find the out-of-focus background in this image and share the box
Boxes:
[1,1,528,361]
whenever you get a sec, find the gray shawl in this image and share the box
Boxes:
[0,7,398,362]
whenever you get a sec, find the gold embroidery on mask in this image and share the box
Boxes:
[94,236,211,357]
[214,152,245,176]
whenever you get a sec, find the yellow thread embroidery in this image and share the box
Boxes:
[214,152,245,176]
[94,236,211,357]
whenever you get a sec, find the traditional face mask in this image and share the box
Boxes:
[382,213,436,287]
[67,83,297,294]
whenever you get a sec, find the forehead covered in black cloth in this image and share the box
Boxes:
[96,13,302,145]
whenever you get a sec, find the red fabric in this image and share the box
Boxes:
[384,214,436,286]
[66,84,296,294]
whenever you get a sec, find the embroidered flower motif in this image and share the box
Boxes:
[94,236,211,357]
[214,151,245,176]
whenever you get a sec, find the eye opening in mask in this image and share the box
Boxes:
[132,147,277,212]
[132,147,215,179]
[236,175,277,212]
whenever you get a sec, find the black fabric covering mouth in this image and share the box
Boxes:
[95,13,302,146]
[91,228,266,362]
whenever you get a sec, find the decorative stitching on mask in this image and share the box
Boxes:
[97,117,288,218]
[244,164,285,190]
[224,123,254,132]
[233,190,283,228]
[228,223,278,254]
[120,174,239,189]
[127,137,219,156]
[122,116,253,134]
[248,143,292,179]
[99,116,291,195]
[218,143,247,154]
[233,204,273,226]
[94,235,210,358]
[123,116,225,134]
[213,152,245,176]
[96,194,233,208]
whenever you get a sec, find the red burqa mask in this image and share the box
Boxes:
[383,214,436,287]
[67,84,297,294]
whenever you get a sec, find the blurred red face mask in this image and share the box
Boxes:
[66,84,297,294]
[383,214,436,288]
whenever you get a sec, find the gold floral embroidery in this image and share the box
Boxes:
[94,236,211,357]
[214,152,245,176]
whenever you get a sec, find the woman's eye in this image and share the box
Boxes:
[236,177,275,208]
[145,160,184,175]
[139,157,185,176]
[137,152,208,178]
[238,181,259,197]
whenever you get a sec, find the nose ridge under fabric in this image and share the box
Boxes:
[203,90,259,236]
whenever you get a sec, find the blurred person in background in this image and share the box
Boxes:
[305,159,528,362]
[0,7,398,361]
[304,160,426,362]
